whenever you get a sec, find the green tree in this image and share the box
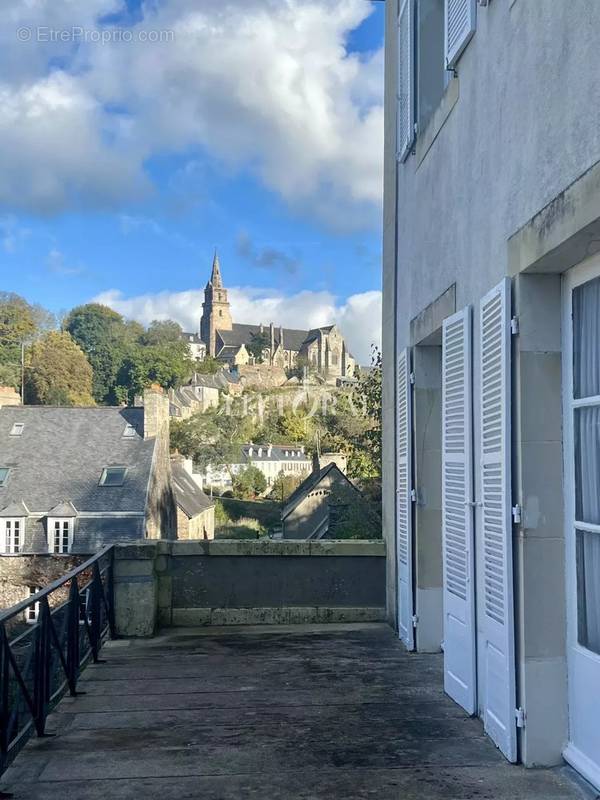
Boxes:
[247,331,270,362]
[232,466,267,499]
[170,404,256,472]
[141,320,183,346]
[64,304,130,403]
[194,356,222,375]
[25,331,94,406]
[115,340,194,403]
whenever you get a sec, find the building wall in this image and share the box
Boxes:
[385,0,600,769]
[176,506,215,541]
[0,554,86,619]
[143,388,177,541]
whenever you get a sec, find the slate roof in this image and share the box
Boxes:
[217,324,309,353]
[281,463,357,519]
[171,463,214,519]
[182,332,205,345]
[0,406,156,514]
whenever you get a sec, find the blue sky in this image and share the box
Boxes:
[0,1,384,361]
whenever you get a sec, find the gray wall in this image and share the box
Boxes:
[113,540,387,632]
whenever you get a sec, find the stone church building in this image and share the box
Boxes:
[184,254,356,379]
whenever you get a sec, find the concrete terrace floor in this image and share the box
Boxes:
[3,624,592,800]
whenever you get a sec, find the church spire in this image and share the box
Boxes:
[210,250,223,288]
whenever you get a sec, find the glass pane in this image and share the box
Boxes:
[576,530,600,655]
[573,275,600,399]
[575,406,600,524]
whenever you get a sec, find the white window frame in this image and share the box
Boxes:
[445,0,477,69]
[1,518,23,554]
[48,518,74,554]
[10,422,24,437]
[25,586,41,624]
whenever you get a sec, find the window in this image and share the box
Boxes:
[10,423,24,436]
[49,519,73,554]
[99,467,127,487]
[2,519,22,554]
[122,423,136,439]
[26,586,40,624]
[0,468,9,487]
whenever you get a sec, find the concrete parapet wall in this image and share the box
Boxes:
[113,540,386,635]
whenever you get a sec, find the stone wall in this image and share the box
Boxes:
[0,554,86,613]
[176,506,215,540]
[113,539,386,636]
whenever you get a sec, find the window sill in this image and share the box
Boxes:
[416,76,460,168]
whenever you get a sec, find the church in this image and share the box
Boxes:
[183,254,356,379]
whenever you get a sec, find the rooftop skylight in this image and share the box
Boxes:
[10,423,24,436]
[0,468,9,487]
[99,467,127,487]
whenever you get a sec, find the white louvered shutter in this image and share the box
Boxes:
[445,0,476,69]
[442,307,476,715]
[397,0,415,162]
[396,347,414,650]
[479,278,517,762]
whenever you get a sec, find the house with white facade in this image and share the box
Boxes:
[201,444,312,491]
[383,0,600,788]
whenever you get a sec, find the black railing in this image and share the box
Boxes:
[0,546,115,786]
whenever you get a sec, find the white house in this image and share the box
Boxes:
[202,444,312,491]
[383,0,600,788]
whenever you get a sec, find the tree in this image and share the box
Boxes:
[141,320,183,346]
[232,466,267,499]
[247,331,270,363]
[269,471,303,504]
[0,293,55,390]
[64,304,130,403]
[194,356,222,375]
[25,332,94,406]
[115,340,194,404]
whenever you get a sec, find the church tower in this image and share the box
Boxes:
[200,251,233,357]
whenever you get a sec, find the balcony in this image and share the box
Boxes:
[0,543,585,799]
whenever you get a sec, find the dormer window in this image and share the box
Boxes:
[1,519,23,554]
[99,467,127,487]
[122,423,136,439]
[26,586,40,624]
[48,519,73,554]
[10,423,24,436]
[0,468,9,487]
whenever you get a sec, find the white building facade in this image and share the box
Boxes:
[383,0,600,786]
[202,445,312,491]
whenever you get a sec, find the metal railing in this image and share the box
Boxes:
[0,546,115,784]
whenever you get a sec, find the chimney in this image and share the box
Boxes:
[270,323,275,360]
[143,384,170,439]
[279,326,284,350]
[259,322,264,334]
[267,444,272,457]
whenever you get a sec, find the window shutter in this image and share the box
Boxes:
[479,278,517,762]
[396,347,414,649]
[442,307,476,714]
[397,0,415,162]
[445,0,476,69]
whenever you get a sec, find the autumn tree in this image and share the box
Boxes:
[0,293,55,390]
[25,332,94,406]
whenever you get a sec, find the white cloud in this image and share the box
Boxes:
[46,247,85,276]
[93,284,381,364]
[0,215,30,253]
[0,0,383,228]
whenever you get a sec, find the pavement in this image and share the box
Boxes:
[2,623,593,799]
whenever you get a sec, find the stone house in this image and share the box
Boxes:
[0,386,176,557]
[383,0,600,786]
[171,459,215,540]
[281,462,360,540]
[168,384,220,419]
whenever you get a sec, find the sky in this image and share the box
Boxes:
[0,0,384,364]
